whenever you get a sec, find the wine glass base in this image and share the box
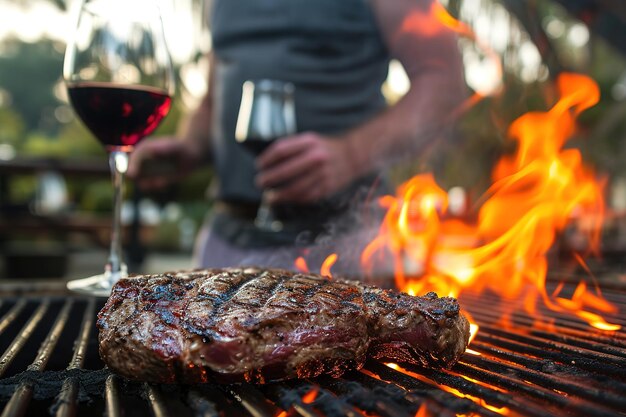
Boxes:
[66,270,126,297]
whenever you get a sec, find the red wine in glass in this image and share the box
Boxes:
[67,82,171,151]
[235,79,296,231]
[63,0,174,296]
[239,137,277,156]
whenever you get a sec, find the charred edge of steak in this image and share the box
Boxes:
[97,267,470,384]
[363,289,471,369]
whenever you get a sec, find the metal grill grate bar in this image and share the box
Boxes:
[55,298,96,417]
[66,299,95,370]
[55,379,79,417]
[226,384,285,417]
[464,307,626,349]
[188,386,247,416]
[1,300,73,417]
[349,370,464,417]
[145,384,169,417]
[319,375,416,417]
[186,389,227,417]
[29,300,74,371]
[474,323,626,365]
[454,360,620,417]
[0,300,50,378]
[460,353,626,410]
[461,290,626,330]
[104,374,121,417]
[474,330,624,378]
[364,361,517,417]
[468,339,626,393]
[262,382,367,417]
[0,301,26,337]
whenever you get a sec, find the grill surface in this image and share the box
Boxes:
[0,273,625,417]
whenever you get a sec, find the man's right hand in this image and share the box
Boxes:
[128,137,201,190]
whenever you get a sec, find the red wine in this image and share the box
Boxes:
[67,82,171,151]
[240,137,275,156]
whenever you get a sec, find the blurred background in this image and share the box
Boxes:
[0,0,625,281]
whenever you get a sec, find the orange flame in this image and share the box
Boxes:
[320,253,338,278]
[294,256,309,273]
[432,2,474,38]
[468,322,479,345]
[276,388,318,417]
[362,73,620,331]
[415,403,430,417]
[302,388,318,404]
[295,254,338,278]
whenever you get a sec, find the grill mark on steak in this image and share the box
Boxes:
[98,267,470,384]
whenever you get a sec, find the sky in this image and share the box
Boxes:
[0,0,207,64]
[0,1,69,43]
[0,0,593,98]
[0,0,211,105]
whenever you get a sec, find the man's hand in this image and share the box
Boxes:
[128,137,201,190]
[255,132,356,204]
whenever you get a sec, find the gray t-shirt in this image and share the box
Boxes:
[210,0,390,203]
[208,0,391,247]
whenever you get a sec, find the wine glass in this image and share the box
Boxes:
[63,0,174,296]
[235,79,296,231]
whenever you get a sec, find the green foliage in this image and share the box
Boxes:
[19,124,104,158]
[0,107,26,147]
[0,37,65,135]
[8,176,37,204]
[79,180,114,213]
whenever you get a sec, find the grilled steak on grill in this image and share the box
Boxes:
[97,267,470,383]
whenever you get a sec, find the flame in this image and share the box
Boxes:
[275,388,318,417]
[295,254,338,278]
[399,1,474,39]
[415,403,430,417]
[468,322,479,345]
[294,256,309,273]
[362,73,620,331]
[320,253,338,278]
[301,388,318,404]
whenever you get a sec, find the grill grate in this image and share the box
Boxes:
[0,280,624,417]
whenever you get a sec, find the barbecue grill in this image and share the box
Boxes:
[0,268,624,417]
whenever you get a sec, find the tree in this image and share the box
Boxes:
[0,37,65,135]
[0,107,26,148]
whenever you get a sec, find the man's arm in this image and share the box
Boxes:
[256,0,466,203]
[345,0,467,174]
[177,53,216,161]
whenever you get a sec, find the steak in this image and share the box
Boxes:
[97,267,470,384]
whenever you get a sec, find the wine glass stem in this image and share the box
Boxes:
[107,151,129,282]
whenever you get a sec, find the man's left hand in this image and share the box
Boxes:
[255,132,354,204]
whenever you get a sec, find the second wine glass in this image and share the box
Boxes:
[64,0,174,296]
[235,79,296,232]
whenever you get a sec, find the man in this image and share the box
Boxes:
[129,0,466,277]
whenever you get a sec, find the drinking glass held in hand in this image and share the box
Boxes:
[235,80,296,232]
[63,0,174,296]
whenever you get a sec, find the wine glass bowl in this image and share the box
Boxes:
[235,79,296,231]
[64,0,174,296]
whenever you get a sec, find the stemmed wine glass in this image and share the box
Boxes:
[63,0,174,296]
[235,79,296,231]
